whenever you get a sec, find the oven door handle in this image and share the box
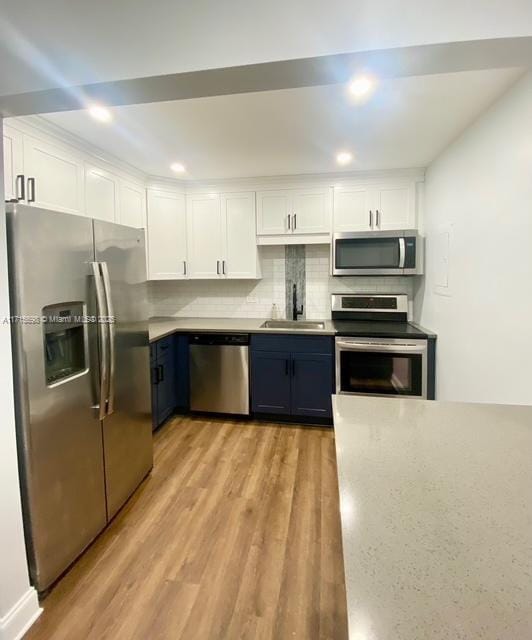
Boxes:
[336,340,426,354]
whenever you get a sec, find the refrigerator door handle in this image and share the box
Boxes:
[100,261,116,416]
[91,262,109,420]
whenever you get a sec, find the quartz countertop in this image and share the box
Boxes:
[149,316,336,342]
[332,394,532,640]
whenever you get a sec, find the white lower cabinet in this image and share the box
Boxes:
[147,190,187,280]
[23,135,85,215]
[85,165,119,222]
[333,182,416,232]
[222,192,260,278]
[119,181,146,228]
[3,124,24,202]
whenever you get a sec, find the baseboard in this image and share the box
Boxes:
[0,588,42,640]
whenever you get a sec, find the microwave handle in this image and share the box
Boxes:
[399,237,406,268]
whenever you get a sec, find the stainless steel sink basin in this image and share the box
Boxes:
[260,320,326,330]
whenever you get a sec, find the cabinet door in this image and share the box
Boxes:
[150,345,158,430]
[3,124,24,201]
[156,349,177,427]
[251,351,291,414]
[333,186,373,232]
[85,166,119,222]
[291,353,333,418]
[222,192,259,279]
[23,135,84,215]
[147,190,187,280]
[119,181,146,228]
[256,190,291,236]
[374,184,415,230]
[292,188,331,234]
[186,194,223,278]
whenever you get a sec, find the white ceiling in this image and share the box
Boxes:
[1,0,530,96]
[39,68,523,181]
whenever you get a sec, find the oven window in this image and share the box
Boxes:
[336,237,400,269]
[340,351,423,396]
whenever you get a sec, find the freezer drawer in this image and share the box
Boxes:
[189,334,249,415]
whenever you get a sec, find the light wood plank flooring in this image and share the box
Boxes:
[25,416,348,639]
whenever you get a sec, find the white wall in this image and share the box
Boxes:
[0,122,41,640]
[416,72,532,404]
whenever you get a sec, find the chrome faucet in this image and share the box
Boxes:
[292,283,303,321]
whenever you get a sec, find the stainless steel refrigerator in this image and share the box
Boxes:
[6,203,153,593]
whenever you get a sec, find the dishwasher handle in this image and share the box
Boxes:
[189,333,249,346]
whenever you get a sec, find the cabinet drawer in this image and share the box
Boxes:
[251,334,333,354]
[155,335,174,359]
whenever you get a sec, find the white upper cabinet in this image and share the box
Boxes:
[23,135,85,215]
[333,186,373,232]
[333,181,417,232]
[291,188,331,234]
[119,181,146,228]
[186,194,223,279]
[256,190,291,235]
[256,187,332,240]
[221,192,260,279]
[85,165,119,222]
[373,183,416,230]
[3,124,24,202]
[147,189,187,280]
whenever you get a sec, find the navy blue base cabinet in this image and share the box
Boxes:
[150,334,190,430]
[251,334,334,422]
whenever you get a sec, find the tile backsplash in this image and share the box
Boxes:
[148,244,415,320]
[149,246,286,318]
[305,245,415,319]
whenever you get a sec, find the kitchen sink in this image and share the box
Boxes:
[260,320,326,330]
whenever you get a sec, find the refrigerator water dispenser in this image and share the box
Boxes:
[43,302,88,385]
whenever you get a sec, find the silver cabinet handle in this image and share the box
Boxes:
[376,209,380,228]
[216,260,220,275]
[183,260,187,276]
[222,260,226,275]
[287,214,291,231]
[369,210,373,228]
[91,262,109,420]
[100,262,115,416]
[293,214,297,230]
[16,174,25,201]
[27,177,36,203]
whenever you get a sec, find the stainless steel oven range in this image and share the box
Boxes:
[332,294,436,400]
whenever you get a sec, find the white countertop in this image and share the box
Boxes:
[149,316,336,342]
[332,395,532,640]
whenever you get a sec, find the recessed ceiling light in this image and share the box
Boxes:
[336,151,353,166]
[88,104,112,123]
[347,74,377,101]
[170,162,186,174]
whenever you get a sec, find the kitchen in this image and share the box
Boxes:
[1,4,532,640]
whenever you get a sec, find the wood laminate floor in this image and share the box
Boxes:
[25,416,348,640]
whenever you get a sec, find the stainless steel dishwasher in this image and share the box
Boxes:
[189,334,250,415]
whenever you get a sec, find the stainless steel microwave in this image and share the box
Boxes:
[331,230,423,276]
